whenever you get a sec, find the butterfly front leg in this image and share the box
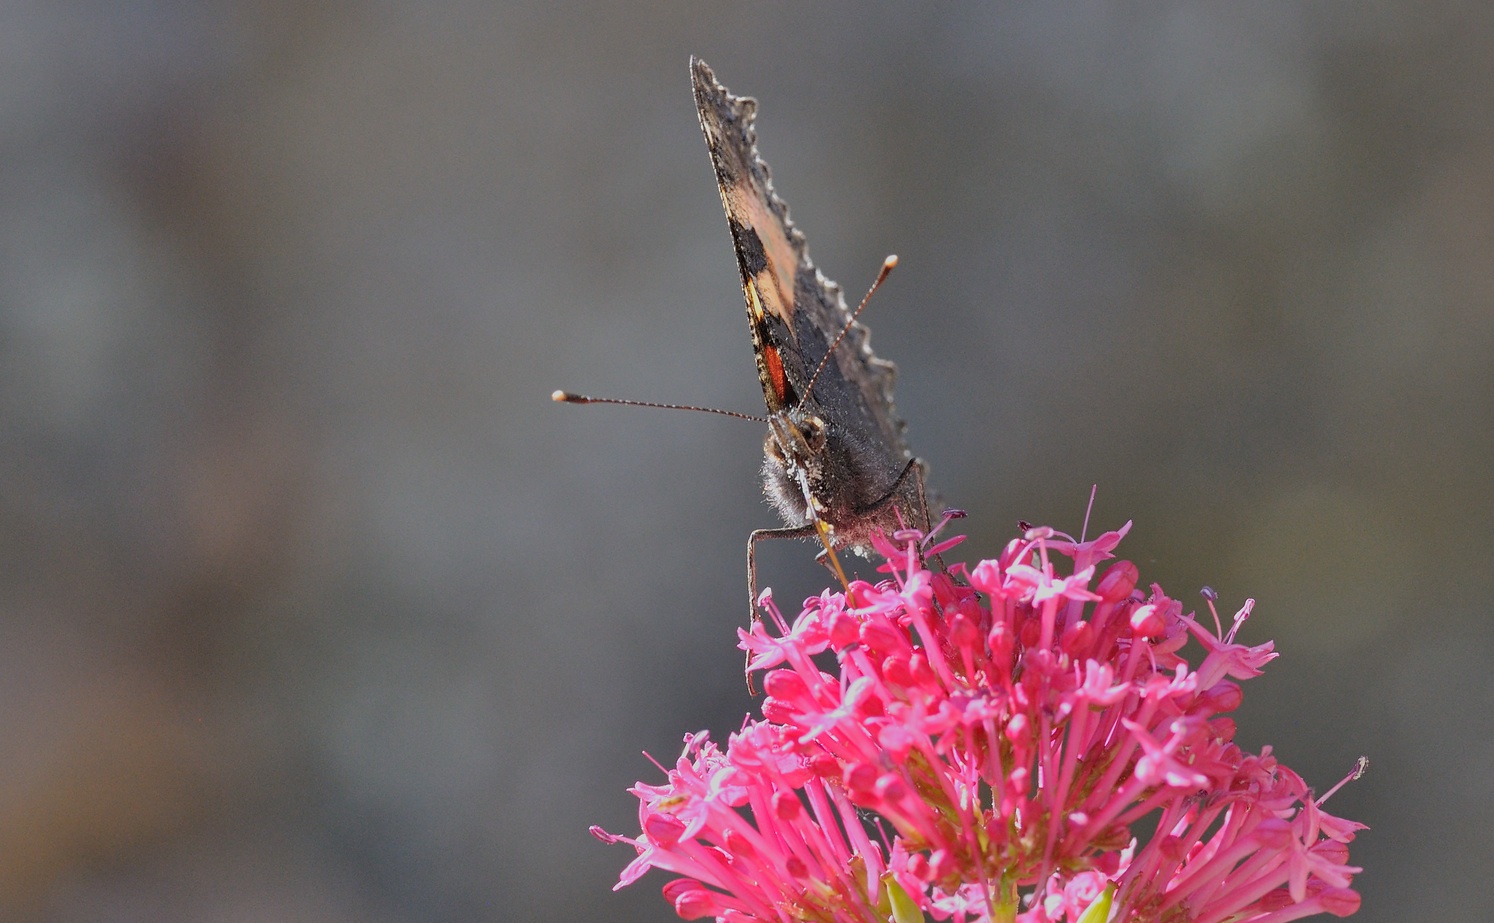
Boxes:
[744,523,816,691]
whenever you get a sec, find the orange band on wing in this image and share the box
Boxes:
[727,188,798,322]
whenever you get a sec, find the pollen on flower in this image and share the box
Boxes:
[594,521,1367,923]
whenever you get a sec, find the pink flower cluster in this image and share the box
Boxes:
[593,523,1365,923]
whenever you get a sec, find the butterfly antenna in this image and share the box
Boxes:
[799,255,898,407]
[552,390,766,423]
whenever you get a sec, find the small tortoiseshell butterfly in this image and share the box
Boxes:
[558,58,934,611]
[689,57,932,596]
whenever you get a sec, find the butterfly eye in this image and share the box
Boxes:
[800,416,827,452]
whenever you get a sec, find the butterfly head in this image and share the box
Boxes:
[762,407,831,527]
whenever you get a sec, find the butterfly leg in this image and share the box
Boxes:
[905,459,951,573]
[898,462,971,580]
[855,457,964,573]
[905,457,934,534]
[857,457,932,532]
[745,523,816,692]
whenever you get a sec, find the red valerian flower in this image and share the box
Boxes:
[593,523,1366,923]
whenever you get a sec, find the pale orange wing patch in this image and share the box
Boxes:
[723,181,798,327]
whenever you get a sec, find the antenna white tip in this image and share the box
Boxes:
[883,254,898,269]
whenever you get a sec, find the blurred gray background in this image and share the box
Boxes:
[0,3,1484,921]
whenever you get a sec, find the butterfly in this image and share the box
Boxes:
[556,59,935,617]
[689,57,933,604]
